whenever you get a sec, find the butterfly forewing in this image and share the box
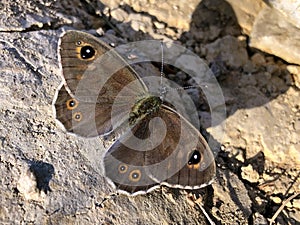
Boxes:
[55,31,147,137]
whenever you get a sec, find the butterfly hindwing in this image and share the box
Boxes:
[103,105,215,194]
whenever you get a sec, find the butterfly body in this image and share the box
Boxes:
[54,30,216,195]
[129,95,162,126]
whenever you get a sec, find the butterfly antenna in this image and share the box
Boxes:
[160,40,164,87]
[159,41,167,100]
[158,41,197,97]
[160,42,198,94]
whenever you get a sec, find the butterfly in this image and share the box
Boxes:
[53,30,216,195]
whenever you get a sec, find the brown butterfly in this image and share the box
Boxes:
[53,30,215,195]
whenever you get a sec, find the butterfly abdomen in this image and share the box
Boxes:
[128,95,162,126]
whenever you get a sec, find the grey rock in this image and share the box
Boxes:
[250,7,300,65]
[269,0,300,28]
[1,0,299,224]
[101,0,200,30]
[226,0,266,34]
[252,212,268,225]
[205,35,249,68]
[212,169,252,224]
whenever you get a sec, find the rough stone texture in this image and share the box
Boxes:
[0,1,56,31]
[104,0,300,65]
[212,170,252,224]
[226,0,266,34]
[0,0,300,224]
[218,86,300,167]
[205,35,249,69]
[287,65,300,89]
[250,6,300,65]
[101,0,201,31]
[269,0,300,28]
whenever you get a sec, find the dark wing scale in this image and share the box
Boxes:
[162,140,216,188]
[59,30,147,97]
[151,105,216,188]
[54,85,114,136]
[104,120,161,194]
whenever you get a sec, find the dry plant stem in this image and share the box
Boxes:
[194,198,216,225]
[269,192,299,225]
[284,172,300,196]
[197,203,216,225]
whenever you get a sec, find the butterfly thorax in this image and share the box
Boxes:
[128,95,162,126]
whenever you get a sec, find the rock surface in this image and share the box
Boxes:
[0,0,299,224]
[250,6,300,65]
[102,0,300,65]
